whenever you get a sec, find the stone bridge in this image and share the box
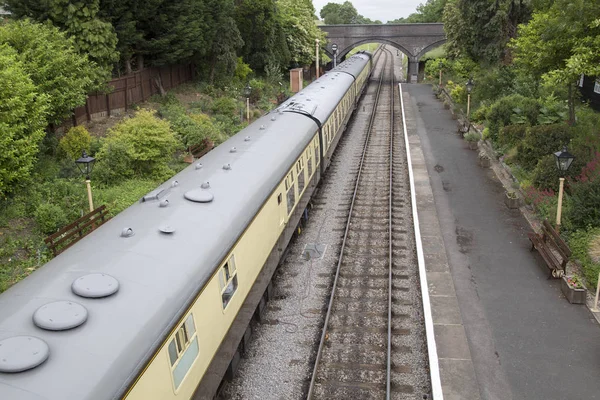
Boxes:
[318,24,446,82]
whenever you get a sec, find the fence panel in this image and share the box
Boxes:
[68,63,194,127]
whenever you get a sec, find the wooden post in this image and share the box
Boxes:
[85,98,91,122]
[106,93,111,117]
[72,114,78,127]
[140,70,145,101]
[124,77,129,111]
[556,177,565,232]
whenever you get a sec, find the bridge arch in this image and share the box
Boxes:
[319,23,446,82]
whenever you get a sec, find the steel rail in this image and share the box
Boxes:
[386,46,395,400]
[306,47,392,400]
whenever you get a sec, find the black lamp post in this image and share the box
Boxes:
[75,150,96,212]
[465,78,475,120]
[244,84,252,122]
[553,146,575,232]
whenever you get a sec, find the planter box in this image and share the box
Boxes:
[479,156,491,168]
[504,193,519,209]
[561,277,587,304]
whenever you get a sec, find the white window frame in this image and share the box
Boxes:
[168,314,199,391]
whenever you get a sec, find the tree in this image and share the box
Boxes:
[5,0,119,84]
[0,44,48,196]
[199,0,243,83]
[443,0,532,63]
[320,1,361,25]
[277,0,326,66]
[511,0,600,124]
[388,0,447,23]
[235,0,290,72]
[0,19,96,126]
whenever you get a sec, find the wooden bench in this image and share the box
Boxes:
[44,205,111,257]
[527,220,571,278]
[189,139,214,159]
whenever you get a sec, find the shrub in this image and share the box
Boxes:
[59,126,92,160]
[498,124,527,147]
[516,124,571,171]
[450,84,467,104]
[532,155,562,191]
[487,95,540,141]
[211,97,238,117]
[568,228,600,288]
[96,110,179,183]
[248,78,266,103]
[34,203,68,234]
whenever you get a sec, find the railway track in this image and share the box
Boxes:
[307,47,430,400]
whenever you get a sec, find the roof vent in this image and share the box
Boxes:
[121,228,134,238]
[307,98,312,102]
[230,147,237,153]
[33,301,88,331]
[271,116,276,121]
[0,336,49,373]
[184,188,214,203]
[142,188,166,202]
[260,125,266,130]
[201,182,210,189]
[245,136,251,141]
[195,163,203,170]
[159,199,170,208]
[171,180,179,188]
[159,226,175,234]
[72,273,120,298]
[321,86,325,89]
[223,164,231,170]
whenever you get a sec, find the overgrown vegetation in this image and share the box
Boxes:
[423,0,600,287]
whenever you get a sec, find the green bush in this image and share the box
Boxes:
[532,155,562,191]
[211,97,238,117]
[59,126,92,160]
[568,228,600,288]
[34,203,68,234]
[516,124,571,171]
[450,84,467,104]
[248,78,266,103]
[498,124,527,147]
[487,95,540,141]
[96,110,179,183]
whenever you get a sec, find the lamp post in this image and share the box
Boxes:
[75,150,96,212]
[315,39,320,79]
[465,78,474,121]
[438,60,443,88]
[553,147,575,232]
[243,84,251,122]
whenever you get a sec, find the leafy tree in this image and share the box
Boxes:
[0,44,48,196]
[59,126,92,160]
[0,19,96,125]
[277,0,326,66]
[320,1,360,25]
[388,0,447,23]
[511,0,600,124]
[5,0,118,84]
[235,0,290,72]
[443,0,531,63]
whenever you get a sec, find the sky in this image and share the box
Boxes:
[312,0,422,23]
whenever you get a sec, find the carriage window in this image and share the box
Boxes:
[307,157,313,178]
[219,256,238,309]
[286,172,296,215]
[168,314,199,390]
[297,159,305,194]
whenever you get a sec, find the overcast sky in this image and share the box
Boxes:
[312,0,422,23]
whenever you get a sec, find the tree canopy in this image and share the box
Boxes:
[277,0,326,66]
[319,1,380,25]
[388,0,447,23]
[0,44,48,196]
[0,19,96,125]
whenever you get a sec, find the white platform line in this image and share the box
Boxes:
[399,83,444,400]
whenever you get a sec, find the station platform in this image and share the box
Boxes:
[403,84,600,400]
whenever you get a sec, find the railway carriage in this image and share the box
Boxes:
[0,52,373,400]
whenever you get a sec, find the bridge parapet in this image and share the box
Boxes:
[318,24,446,82]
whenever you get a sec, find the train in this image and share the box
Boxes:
[0,51,374,400]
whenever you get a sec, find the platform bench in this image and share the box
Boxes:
[44,205,111,257]
[527,219,571,278]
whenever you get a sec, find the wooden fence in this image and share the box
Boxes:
[71,63,195,126]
